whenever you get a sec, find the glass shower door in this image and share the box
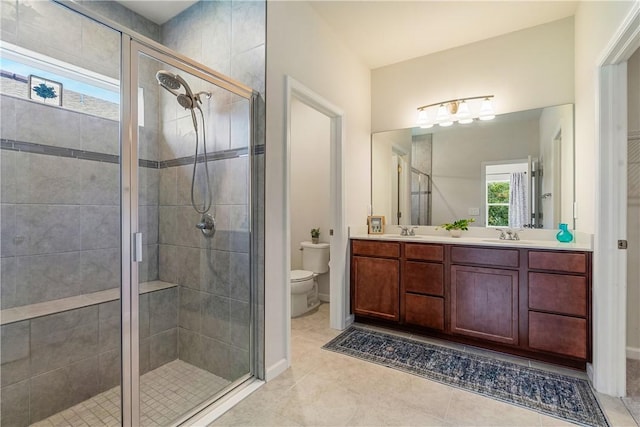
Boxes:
[131,41,255,425]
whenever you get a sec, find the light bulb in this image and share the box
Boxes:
[436,104,453,127]
[479,97,495,121]
[416,109,428,125]
[416,109,434,128]
[456,100,473,124]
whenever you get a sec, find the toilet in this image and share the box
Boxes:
[291,241,330,317]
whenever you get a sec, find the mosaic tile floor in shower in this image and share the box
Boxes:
[30,360,230,427]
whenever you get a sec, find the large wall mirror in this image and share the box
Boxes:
[371,104,575,230]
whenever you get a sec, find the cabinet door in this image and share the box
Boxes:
[529,311,587,359]
[404,294,444,330]
[451,265,519,345]
[404,261,443,296]
[352,256,400,321]
[528,272,587,317]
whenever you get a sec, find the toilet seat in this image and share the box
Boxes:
[291,269,314,282]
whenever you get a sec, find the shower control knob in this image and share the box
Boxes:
[196,214,216,238]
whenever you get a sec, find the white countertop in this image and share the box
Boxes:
[349,226,593,252]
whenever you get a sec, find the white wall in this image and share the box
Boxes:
[371,18,574,133]
[290,98,331,299]
[265,1,371,376]
[628,48,640,356]
[430,119,538,226]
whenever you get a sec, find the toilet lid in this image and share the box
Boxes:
[291,270,314,282]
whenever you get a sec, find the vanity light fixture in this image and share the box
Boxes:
[416,95,495,128]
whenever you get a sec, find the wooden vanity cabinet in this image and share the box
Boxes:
[350,239,592,368]
[351,240,401,321]
[449,246,520,345]
[527,251,591,360]
[450,265,519,345]
[402,244,445,331]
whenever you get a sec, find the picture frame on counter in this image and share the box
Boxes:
[368,215,385,234]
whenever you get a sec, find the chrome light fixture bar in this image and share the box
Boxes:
[416,95,495,128]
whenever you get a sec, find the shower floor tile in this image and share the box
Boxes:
[30,360,230,427]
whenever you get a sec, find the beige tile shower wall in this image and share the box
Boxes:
[158,157,251,381]
[1,1,121,80]
[159,0,264,381]
[0,96,160,309]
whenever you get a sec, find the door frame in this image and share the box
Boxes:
[593,3,640,396]
[284,76,347,362]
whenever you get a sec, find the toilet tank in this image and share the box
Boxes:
[301,241,330,274]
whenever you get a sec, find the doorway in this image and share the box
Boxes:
[284,76,347,365]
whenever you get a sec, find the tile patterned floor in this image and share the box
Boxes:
[31,360,230,427]
[211,303,638,427]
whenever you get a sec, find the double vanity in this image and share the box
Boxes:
[349,232,592,369]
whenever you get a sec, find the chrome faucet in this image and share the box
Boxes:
[496,228,522,240]
[398,226,417,236]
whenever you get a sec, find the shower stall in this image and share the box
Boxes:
[0,1,265,426]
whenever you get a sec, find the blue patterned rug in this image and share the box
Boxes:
[323,326,609,427]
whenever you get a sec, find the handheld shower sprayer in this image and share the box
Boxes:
[155,70,214,235]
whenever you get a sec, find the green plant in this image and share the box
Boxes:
[311,228,320,238]
[439,218,475,231]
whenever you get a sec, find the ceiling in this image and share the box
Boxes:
[115,0,198,25]
[113,1,579,69]
[309,1,579,69]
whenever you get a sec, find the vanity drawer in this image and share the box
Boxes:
[404,261,443,296]
[404,294,444,331]
[352,240,400,258]
[405,243,444,262]
[450,246,519,268]
[529,272,587,317]
[528,251,587,274]
[529,311,587,359]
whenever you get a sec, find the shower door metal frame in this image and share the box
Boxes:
[126,39,261,426]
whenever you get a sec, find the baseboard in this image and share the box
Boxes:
[587,362,594,383]
[265,358,289,381]
[627,346,640,360]
[345,314,355,328]
[318,293,330,302]
[183,378,264,426]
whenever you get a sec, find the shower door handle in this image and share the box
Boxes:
[132,232,143,262]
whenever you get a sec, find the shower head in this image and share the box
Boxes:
[156,70,196,109]
[156,70,181,91]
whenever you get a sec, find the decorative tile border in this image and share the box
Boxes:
[0,138,256,168]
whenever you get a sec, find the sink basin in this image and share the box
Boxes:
[482,239,534,244]
[380,234,424,239]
